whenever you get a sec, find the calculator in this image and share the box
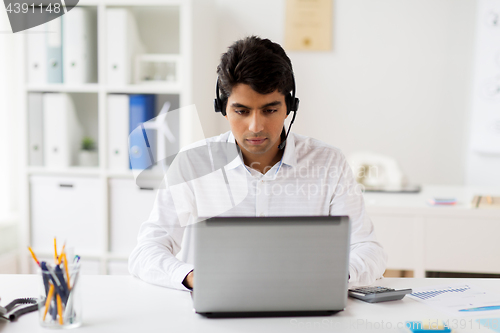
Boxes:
[348,286,412,303]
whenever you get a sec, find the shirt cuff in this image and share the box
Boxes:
[172,263,195,291]
[348,265,357,283]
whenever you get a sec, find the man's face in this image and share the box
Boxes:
[224,84,288,163]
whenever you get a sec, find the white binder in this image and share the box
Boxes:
[43,93,83,168]
[28,93,44,166]
[26,23,47,84]
[107,94,130,171]
[63,7,97,84]
[106,8,144,85]
[46,15,63,83]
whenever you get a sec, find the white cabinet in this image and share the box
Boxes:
[424,218,500,274]
[365,185,500,277]
[109,178,158,256]
[30,176,104,255]
[370,215,417,271]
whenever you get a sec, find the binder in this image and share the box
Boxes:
[27,23,47,84]
[129,95,156,170]
[107,94,130,171]
[63,7,97,84]
[28,93,44,166]
[106,8,144,85]
[43,93,83,168]
[46,15,63,83]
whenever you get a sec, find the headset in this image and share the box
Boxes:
[214,74,300,150]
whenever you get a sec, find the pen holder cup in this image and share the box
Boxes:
[38,263,82,329]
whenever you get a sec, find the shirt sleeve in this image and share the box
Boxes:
[329,153,387,286]
[128,179,194,291]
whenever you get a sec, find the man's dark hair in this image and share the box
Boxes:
[216,36,294,100]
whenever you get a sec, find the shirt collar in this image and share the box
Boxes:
[224,131,298,170]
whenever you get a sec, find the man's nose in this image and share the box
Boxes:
[248,112,264,133]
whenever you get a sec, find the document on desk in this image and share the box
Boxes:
[408,284,500,316]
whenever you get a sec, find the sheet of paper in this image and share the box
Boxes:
[408,284,500,316]
[284,0,333,51]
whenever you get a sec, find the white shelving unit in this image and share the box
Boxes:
[19,0,217,274]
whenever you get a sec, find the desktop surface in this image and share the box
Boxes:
[1,275,499,332]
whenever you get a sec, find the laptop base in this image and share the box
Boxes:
[196,310,342,318]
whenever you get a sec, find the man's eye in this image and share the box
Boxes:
[234,109,248,115]
[265,109,278,113]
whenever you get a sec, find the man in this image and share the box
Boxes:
[129,36,387,290]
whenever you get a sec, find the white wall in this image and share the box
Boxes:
[214,0,477,185]
[465,0,500,187]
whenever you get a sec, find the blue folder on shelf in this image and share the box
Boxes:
[129,94,156,170]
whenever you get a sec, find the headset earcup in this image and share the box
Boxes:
[214,98,221,113]
[285,94,292,115]
[221,99,227,116]
[285,94,299,114]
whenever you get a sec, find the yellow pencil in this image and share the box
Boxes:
[56,294,64,325]
[28,247,40,267]
[43,284,54,321]
[59,242,66,264]
[54,237,58,264]
[62,252,71,290]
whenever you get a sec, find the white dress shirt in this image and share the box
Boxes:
[128,131,387,290]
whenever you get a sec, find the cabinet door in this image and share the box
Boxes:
[424,218,500,273]
[109,178,158,256]
[370,215,417,271]
[30,176,103,254]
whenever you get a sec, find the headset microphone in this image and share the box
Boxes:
[278,107,297,150]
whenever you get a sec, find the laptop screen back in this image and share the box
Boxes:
[193,216,351,314]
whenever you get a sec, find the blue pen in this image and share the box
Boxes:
[55,265,69,304]
[40,262,58,320]
[459,305,500,312]
[41,262,68,305]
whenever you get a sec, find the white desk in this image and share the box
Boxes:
[1,275,500,332]
[364,185,500,277]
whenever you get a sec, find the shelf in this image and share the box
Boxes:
[27,167,103,176]
[26,84,182,94]
[106,169,165,180]
[27,84,100,93]
[103,0,183,6]
[106,84,181,94]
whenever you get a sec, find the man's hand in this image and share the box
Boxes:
[182,271,194,289]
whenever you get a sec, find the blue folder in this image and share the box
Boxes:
[129,94,156,170]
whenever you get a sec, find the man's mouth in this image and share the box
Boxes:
[246,138,267,145]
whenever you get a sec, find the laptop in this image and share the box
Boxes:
[192,216,351,317]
